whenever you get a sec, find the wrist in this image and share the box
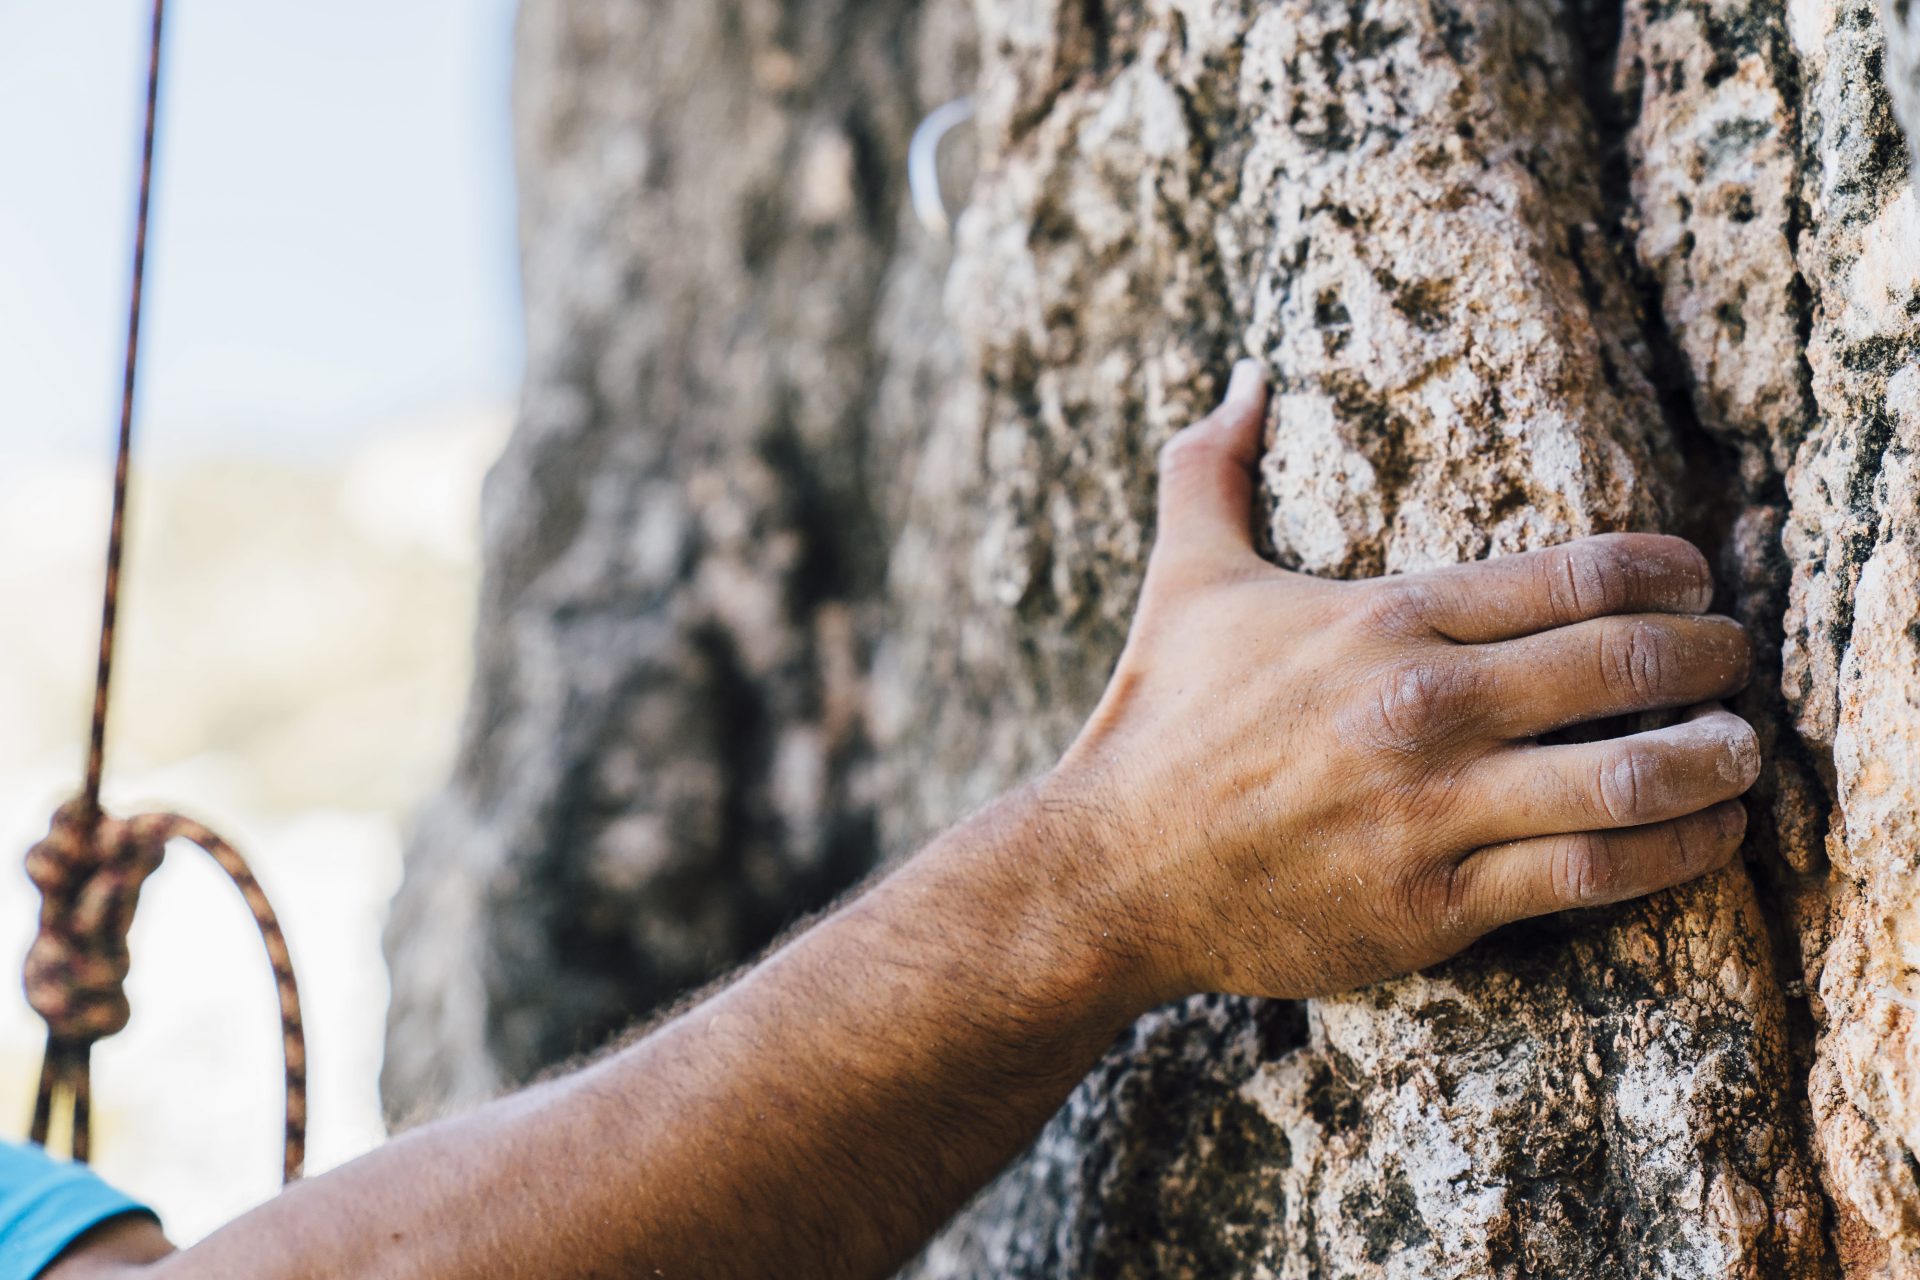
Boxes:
[1038,766,1204,1007]
[924,773,1185,1025]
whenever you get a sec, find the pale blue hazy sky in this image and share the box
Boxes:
[0,1,523,461]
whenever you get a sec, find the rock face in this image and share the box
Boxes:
[385,0,1920,1272]
[897,0,1824,1273]
[380,0,975,1112]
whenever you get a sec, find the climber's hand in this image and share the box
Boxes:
[1052,359,1757,1002]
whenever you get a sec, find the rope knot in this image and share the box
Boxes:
[24,800,166,1043]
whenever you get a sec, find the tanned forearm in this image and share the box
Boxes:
[130,784,1145,1280]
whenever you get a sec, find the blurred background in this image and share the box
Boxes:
[0,0,520,1240]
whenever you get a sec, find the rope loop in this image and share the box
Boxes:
[24,801,307,1183]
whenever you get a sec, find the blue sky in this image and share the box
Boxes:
[0,0,523,461]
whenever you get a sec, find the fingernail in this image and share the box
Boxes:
[1717,802,1747,841]
[1723,718,1761,785]
[1226,358,1264,403]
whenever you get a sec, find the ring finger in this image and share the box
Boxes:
[1463,704,1760,845]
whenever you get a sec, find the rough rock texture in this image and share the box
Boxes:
[1785,0,1920,1263]
[388,0,1920,1272]
[380,0,974,1113]
[895,0,1832,1274]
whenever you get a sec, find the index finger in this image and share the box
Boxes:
[1394,533,1714,644]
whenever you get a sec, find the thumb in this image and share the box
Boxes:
[1154,359,1269,565]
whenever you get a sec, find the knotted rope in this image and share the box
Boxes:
[24,0,308,1186]
[25,803,308,1182]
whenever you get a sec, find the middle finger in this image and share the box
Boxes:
[1473,613,1750,739]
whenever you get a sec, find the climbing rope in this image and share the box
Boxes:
[23,0,308,1185]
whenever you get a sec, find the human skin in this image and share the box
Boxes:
[46,361,1758,1280]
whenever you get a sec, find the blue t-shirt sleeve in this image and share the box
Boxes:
[0,1142,154,1280]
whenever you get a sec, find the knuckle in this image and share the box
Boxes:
[1398,859,1464,935]
[1194,400,1240,434]
[1549,537,1634,621]
[1152,418,1228,477]
[1358,579,1437,636]
[1552,833,1619,904]
[1595,746,1654,824]
[1430,860,1479,938]
[1158,427,1216,475]
[1599,619,1668,702]
[1366,661,1472,751]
